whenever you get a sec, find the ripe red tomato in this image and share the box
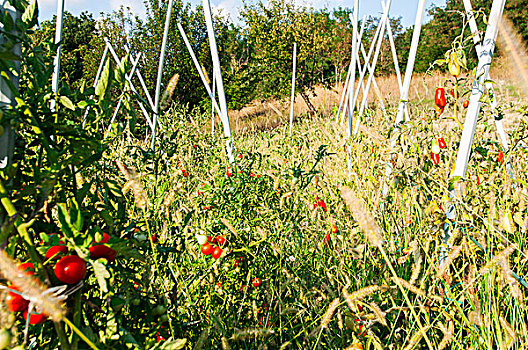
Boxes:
[435,88,447,108]
[201,242,214,255]
[463,100,469,108]
[252,277,261,288]
[23,310,48,325]
[331,224,338,234]
[216,236,226,246]
[432,153,440,165]
[89,245,117,262]
[498,151,504,165]
[438,137,447,149]
[212,246,223,259]
[54,255,87,284]
[317,199,327,212]
[449,88,459,98]
[207,236,216,244]
[18,262,35,276]
[45,245,68,260]
[5,286,29,312]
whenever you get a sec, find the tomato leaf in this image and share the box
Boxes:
[91,260,110,293]
[59,96,75,110]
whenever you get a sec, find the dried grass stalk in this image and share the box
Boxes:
[320,298,340,329]
[498,257,525,307]
[116,159,149,210]
[344,285,388,304]
[0,251,66,322]
[392,277,443,303]
[402,327,428,350]
[369,302,387,327]
[230,328,275,342]
[499,315,517,347]
[438,321,454,350]
[340,186,383,247]
[436,245,462,279]
[478,244,517,276]
[221,336,231,350]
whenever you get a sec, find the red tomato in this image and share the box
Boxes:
[5,286,29,312]
[498,151,504,165]
[432,153,440,165]
[449,88,459,98]
[438,137,447,149]
[212,246,223,259]
[225,167,232,178]
[18,263,35,276]
[89,245,117,262]
[435,88,447,108]
[45,245,68,260]
[463,100,469,108]
[216,236,226,246]
[331,224,338,234]
[317,200,327,212]
[54,255,87,284]
[238,154,243,159]
[201,242,214,255]
[23,310,48,325]
[252,277,261,287]
[207,236,216,244]
[150,235,157,243]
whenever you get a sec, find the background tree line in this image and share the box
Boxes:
[32,0,528,114]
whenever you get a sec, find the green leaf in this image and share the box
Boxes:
[21,0,38,28]
[57,203,74,238]
[69,198,83,232]
[95,59,112,101]
[59,96,75,110]
[91,260,110,293]
[0,50,21,61]
[77,101,88,109]
[3,11,14,33]
[160,338,187,350]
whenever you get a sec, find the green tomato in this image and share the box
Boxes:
[131,298,141,306]
[153,305,167,316]
[159,314,169,323]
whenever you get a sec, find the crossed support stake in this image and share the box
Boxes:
[441,0,508,266]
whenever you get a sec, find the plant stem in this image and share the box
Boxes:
[54,322,71,350]
[63,317,99,350]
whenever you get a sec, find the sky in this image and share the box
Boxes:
[37,0,446,28]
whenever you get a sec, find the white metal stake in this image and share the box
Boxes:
[124,46,156,110]
[107,42,155,131]
[203,0,234,163]
[381,0,427,197]
[288,42,297,135]
[340,17,367,125]
[177,23,223,121]
[50,0,65,112]
[105,53,142,138]
[336,66,352,120]
[353,0,392,136]
[346,12,386,125]
[81,43,109,126]
[212,68,216,137]
[350,16,387,118]
[151,0,173,150]
[440,0,506,266]
[463,0,514,178]
[347,0,359,139]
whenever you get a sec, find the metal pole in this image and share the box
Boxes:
[288,42,297,135]
[105,53,142,138]
[347,0,359,139]
[82,43,109,126]
[442,0,506,266]
[203,0,234,163]
[151,0,174,150]
[353,0,392,136]
[345,12,385,125]
[463,0,514,178]
[211,68,216,137]
[106,42,155,131]
[177,22,222,119]
[381,0,427,197]
[124,45,156,110]
[50,0,65,112]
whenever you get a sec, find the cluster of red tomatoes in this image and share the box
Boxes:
[4,232,118,324]
[431,137,448,165]
[313,196,328,212]
[200,236,227,259]
[434,87,469,118]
